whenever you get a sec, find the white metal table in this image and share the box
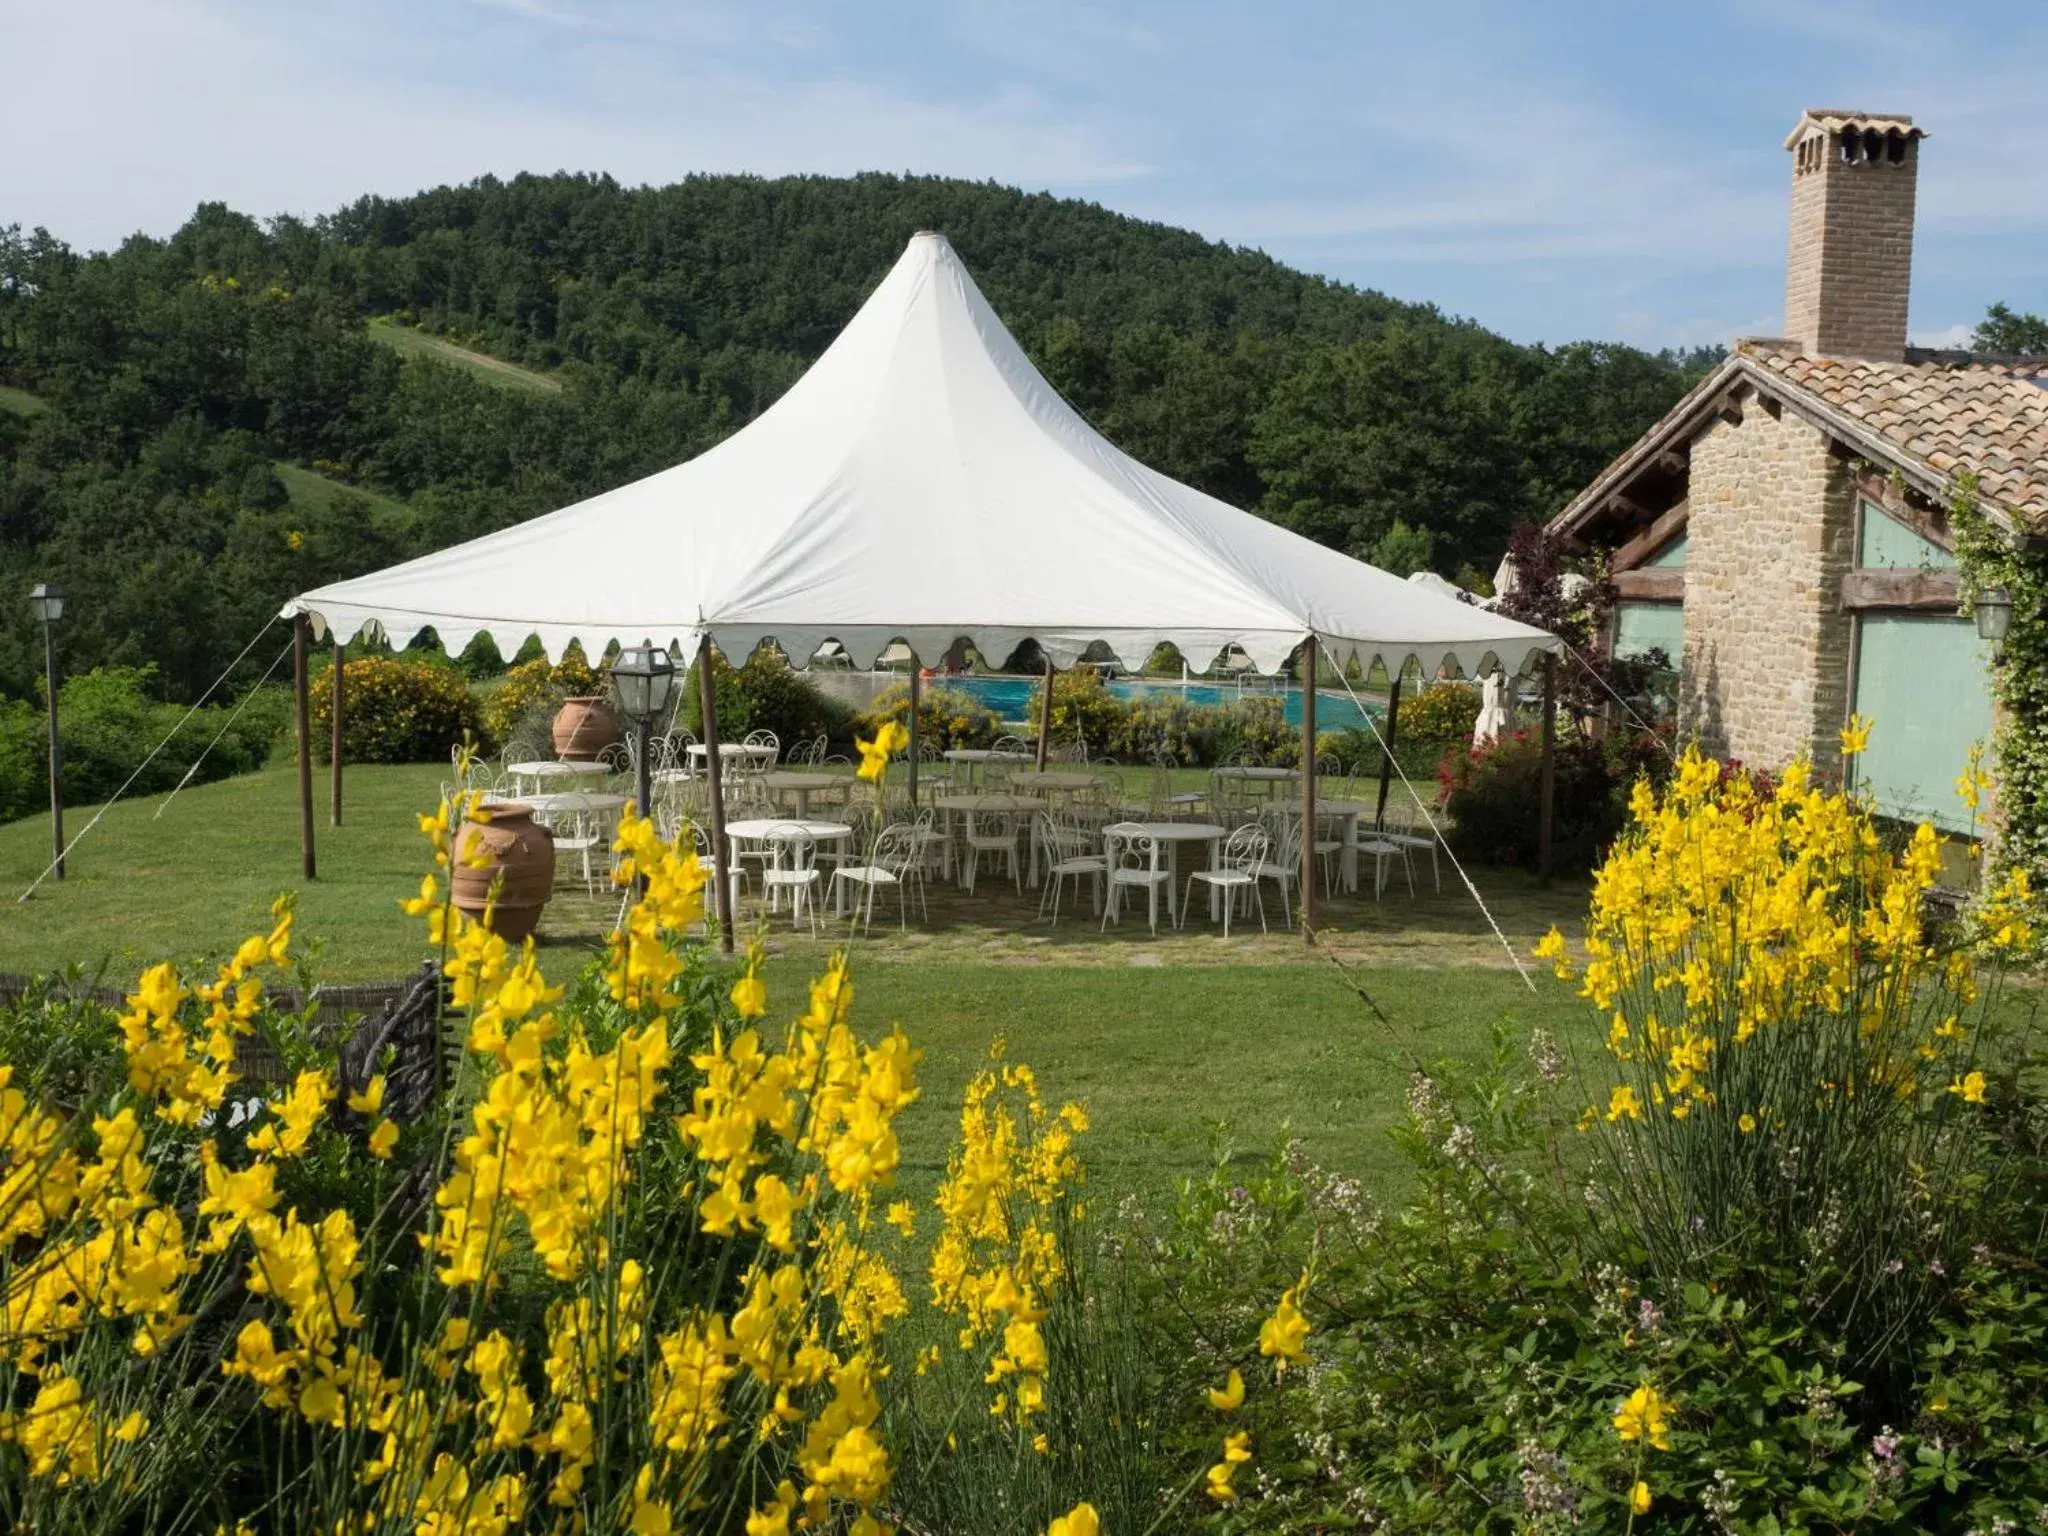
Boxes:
[941,748,1030,788]
[504,759,610,795]
[687,741,778,774]
[724,817,859,914]
[1102,820,1227,920]
[1214,765,1300,798]
[931,792,1038,885]
[757,770,845,817]
[1003,770,1100,794]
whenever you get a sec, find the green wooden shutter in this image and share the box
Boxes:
[1851,614,1992,833]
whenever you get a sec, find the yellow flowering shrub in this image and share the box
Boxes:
[311,655,483,763]
[1540,743,2035,1371]
[0,786,1099,1533]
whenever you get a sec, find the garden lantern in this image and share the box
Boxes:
[1971,585,2013,656]
[611,643,677,827]
[28,582,64,882]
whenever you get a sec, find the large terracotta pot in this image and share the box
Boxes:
[552,696,620,761]
[451,803,555,942]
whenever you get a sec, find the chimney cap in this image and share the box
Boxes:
[1784,109,1926,150]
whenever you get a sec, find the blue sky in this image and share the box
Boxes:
[3,0,2043,349]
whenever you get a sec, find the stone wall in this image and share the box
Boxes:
[1680,400,1855,776]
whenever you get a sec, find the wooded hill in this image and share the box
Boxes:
[0,172,1711,703]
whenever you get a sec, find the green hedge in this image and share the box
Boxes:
[0,666,286,823]
[310,657,483,764]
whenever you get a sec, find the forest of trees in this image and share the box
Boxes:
[0,171,1719,705]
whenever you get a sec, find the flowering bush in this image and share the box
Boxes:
[1397,679,1480,747]
[856,682,1002,752]
[310,655,483,763]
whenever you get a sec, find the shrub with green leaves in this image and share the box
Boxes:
[311,656,482,763]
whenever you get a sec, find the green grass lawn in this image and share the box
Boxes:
[0,383,46,416]
[275,462,414,532]
[0,762,1594,1198]
[366,318,562,394]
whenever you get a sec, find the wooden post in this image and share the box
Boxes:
[698,637,735,955]
[293,614,316,881]
[906,659,921,807]
[1538,652,1557,882]
[329,642,344,826]
[1035,655,1054,770]
[1373,674,1404,828]
[1300,636,1318,939]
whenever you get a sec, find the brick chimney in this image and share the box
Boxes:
[1782,110,1926,361]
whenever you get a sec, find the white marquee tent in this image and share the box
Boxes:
[287,232,1552,683]
[283,232,1560,944]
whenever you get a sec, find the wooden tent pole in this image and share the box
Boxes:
[1035,655,1054,770]
[906,659,921,807]
[1538,653,1557,881]
[329,642,344,827]
[698,637,736,955]
[293,615,315,880]
[1299,636,1318,940]
[1373,674,1404,828]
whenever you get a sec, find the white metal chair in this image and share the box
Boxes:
[760,824,822,934]
[1374,794,1443,893]
[1180,823,1270,936]
[829,823,928,935]
[689,822,747,933]
[1036,810,1107,924]
[546,803,621,897]
[961,809,1022,894]
[743,730,781,772]
[1250,810,1302,928]
[1102,828,1175,935]
[1150,754,1205,819]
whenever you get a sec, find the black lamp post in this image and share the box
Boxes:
[1972,584,2013,661]
[610,643,677,830]
[28,582,65,880]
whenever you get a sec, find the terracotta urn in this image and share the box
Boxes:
[451,802,556,942]
[551,696,620,761]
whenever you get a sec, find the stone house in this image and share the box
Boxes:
[1547,109,2048,834]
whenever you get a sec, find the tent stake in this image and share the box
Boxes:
[1538,653,1557,881]
[1374,674,1403,828]
[1036,655,1054,770]
[293,615,315,880]
[907,658,921,808]
[1300,636,1317,940]
[698,637,736,954]
[330,642,344,827]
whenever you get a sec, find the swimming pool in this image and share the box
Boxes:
[932,675,1380,732]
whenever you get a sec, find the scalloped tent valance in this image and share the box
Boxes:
[286,232,1554,682]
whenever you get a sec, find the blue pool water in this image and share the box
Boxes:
[934,675,1379,732]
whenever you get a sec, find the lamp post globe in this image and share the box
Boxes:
[610,643,677,826]
[29,582,66,881]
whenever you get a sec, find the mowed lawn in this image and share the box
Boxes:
[0,763,1595,1196]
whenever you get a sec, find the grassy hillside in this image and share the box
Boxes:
[365,317,560,394]
[0,384,44,416]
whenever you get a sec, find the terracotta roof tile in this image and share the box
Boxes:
[1745,347,2048,529]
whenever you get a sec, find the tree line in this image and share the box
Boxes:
[0,171,1721,704]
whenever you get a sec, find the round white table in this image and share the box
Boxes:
[688,741,778,773]
[505,759,610,794]
[932,793,1038,884]
[941,748,1030,787]
[1103,821,1228,921]
[489,790,629,816]
[757,770,845,817]
[1004,770,1099,793]
[724,817,859,914]
[1214,764,1299,799]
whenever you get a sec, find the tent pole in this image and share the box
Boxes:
[329,641,344,827]
[698,637,736,955]
[293,615,315,880]
[906,658,921,808]
[1300,637,1317,940]
[1538,653,1557,882]
[1036,655,1053,770]
[1373,674,1403,828]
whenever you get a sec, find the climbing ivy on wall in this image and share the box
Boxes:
[1950,472,2048,883]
